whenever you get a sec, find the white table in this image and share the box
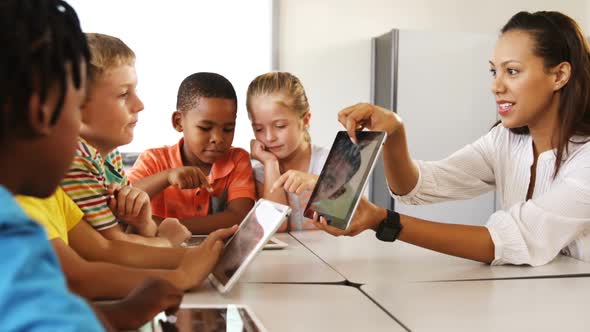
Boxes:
[238,233,345,283]
[291,230,590,284]
[362,277,590,332]
[182,282,406,332]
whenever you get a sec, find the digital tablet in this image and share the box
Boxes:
[304,131,386,230]
[184,235,288,250]
[263,236,288,250]
[209,199,291,293]
[151,304,266,332]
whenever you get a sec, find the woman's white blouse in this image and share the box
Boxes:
[390,125,590,266]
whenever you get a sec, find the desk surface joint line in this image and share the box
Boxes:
[287,233,412,331]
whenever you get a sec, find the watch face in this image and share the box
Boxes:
[376,211,402,242]
[377,225,398,242]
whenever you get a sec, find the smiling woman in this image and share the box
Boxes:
[313,11,590,267]
[491,12,590,177]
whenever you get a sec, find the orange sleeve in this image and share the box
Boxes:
[226,149,257,202]
[127,149,163,183]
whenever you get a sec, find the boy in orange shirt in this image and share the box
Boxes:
[129,73,256,234]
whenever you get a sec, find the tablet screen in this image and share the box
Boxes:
[211,200,289,288]
[304,131,386,229]
[153,305,264,332]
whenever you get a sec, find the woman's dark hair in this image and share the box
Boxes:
[0,0,89,138]
[498,11,590,177]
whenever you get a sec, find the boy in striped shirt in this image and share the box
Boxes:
[61,33,190,247]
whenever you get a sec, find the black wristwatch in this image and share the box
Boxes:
[375,209,402,242]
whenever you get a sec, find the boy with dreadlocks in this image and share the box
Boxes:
[0,1,200,330]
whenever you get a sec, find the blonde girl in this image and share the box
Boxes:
[247,72,329,232]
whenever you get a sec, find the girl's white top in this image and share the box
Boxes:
[252,144,330,231]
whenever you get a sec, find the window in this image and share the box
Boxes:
[69,0,273,153]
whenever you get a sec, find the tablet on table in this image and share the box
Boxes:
[209,199,291,293]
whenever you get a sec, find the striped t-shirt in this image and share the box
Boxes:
[60,138,128,230]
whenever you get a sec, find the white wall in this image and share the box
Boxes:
[69,0,272,153]
[278,0,590,148]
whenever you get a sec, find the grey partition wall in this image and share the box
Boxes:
[369,30,398,210]
[370,29,497,225]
